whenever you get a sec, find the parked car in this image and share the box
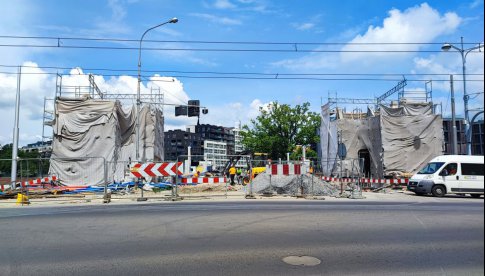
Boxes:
[407,155,484,197]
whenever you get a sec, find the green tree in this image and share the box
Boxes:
[290,145,318,161]
[0,144,50,177]
[241,101,320,160]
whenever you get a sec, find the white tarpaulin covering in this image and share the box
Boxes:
[380,103,442,176]
[320,102,443,178]
[320,103,338,176]
[49,98,164,186]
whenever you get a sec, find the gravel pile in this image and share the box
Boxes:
[251,173,339,196]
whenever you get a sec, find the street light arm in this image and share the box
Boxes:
[138,18,177,67]
[441,44,463,52]
[464,43,484,59]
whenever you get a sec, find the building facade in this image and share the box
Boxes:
[195,124,236,155]
[443,118,484,155]
[232,122,244,154]
[471,119,484,155]
[164,124,236,165]
[442,118,467,155]
[203,140,228,169]
[20,140,52,157]
[164,129,204,162]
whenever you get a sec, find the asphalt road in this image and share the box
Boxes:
[0,198,483,276]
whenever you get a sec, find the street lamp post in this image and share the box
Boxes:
[449,75,458,155]
[136,17,178,161]
[441,37,483,155]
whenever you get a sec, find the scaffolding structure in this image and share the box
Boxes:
[43,73,165,139]
[43,73,166,185]
[326,79,438,115]
[320,79,443,180]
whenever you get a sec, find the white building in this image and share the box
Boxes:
[203,140,228,170]
[20,141,52,154]
[233,121,244,154]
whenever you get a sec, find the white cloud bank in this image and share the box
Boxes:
[341,3,460,62]
[274,3,461,70]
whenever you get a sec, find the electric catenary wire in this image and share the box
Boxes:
[0,35,483,53]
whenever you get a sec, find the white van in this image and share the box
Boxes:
[408,155,484,198]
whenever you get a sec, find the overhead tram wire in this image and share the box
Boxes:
[0,70,482,82]
[1,35,484,53]
[0,34,482,47]
[0,64,483,78]
[0,43,478,53]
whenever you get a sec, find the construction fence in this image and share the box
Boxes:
[1,155,380,205]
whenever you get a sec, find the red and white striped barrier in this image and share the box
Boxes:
[270,164,302,175]
[21,175,58,187]
[130,162,183,178]
[361,178,409,185]
[321,176,408,185]
[181,177,227,184]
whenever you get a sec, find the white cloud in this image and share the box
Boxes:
[0,64,194,146]
[341,3,461,62]
[182,99,271,130]
[273,3,462,71]
[214,0,237,9]
[411,51,484,119]
[0,62,55,146]
[292,22,315,31]
[209,0,273,14]
[191,13,242,25]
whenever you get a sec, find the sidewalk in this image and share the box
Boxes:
[0,187,480,208]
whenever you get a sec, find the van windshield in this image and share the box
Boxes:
[418,162,445,174]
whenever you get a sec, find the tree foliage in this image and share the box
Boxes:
[0,144,49,177]
[241,102,320,160]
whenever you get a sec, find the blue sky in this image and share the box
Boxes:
[0,0,483,146]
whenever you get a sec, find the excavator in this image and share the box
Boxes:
[222,150,268,185]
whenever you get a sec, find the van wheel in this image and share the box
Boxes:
[431,185,446,197]
[470,194,481,198]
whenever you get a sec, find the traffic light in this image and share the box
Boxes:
[175,105,188,116]
[188,100,200,117]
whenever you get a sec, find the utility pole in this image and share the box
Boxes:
[11,66,21,188]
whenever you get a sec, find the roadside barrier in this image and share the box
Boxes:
[181,177,227,184]
[270,164,302,175]
[130,162,183,178]
[20,175,58,188]
[321,176,409,187]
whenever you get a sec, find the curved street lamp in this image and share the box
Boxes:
[441,37,483,155]
[136,17,178,161]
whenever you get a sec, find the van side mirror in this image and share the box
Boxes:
[439,169,449,176]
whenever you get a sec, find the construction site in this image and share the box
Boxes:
[320,78,443,179]
[0,70,450,204]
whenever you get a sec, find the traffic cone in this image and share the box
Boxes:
[16,193,30,205]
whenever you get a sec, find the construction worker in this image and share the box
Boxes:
[229,165,237,186]
[236,167,242,184]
